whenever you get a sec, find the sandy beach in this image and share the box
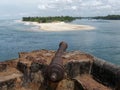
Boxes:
[22,21,95,31]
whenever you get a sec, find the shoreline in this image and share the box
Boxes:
[22,21,95,31]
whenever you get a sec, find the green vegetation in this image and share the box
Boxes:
[93,15,120,20]
[22,16,80,23]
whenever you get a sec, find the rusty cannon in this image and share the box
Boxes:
[46,41,68,82]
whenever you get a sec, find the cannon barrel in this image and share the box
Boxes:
[46,41,68,82]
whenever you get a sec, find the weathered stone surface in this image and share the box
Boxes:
[56,79,74,90]
[43,53,52,57]
[18,52,28,58]
[74,79,84,90]
[30,63,40,73]
[74,75,112,90]
[115,70,120,90]
[0,49,119,90]
[91,58,120,89]
[0,77,21,90]
[65,60,92,78]
[17,62,27,73]
[17,62,30,87]
[30,62,46,73]
[0,63,7,72]
[91,58,106,81]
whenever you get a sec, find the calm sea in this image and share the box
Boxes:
[0,19,120,65]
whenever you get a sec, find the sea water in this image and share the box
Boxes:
[0,19,120,65]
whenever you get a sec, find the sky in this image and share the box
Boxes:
[0,0,120,19]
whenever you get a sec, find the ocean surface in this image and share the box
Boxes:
[0,19,120,65]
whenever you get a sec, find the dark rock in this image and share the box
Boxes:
[65,60,91,78]
[74,79,84,90]
[116,70,120,90]
[91,58,106,82]
[30,62,47,73]
[79,61,91,74]
[1,85,7,90]
[0,78,16,90]
[17,62,27,73]
[0,63,7,72]
[91,58,120,89]
[17,62,29,86]
[30,63,40,72]
[6,79,16,90]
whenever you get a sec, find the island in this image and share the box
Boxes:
[92,15,120,20]
[22,16,95,31]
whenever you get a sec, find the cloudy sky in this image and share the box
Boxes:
[0,0,120,19]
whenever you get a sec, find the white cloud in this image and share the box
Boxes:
[0,0,120,17]
[71,6,77,10]
[36,0,120,16]
[38,3,58,10]
[97,5,112,10]
[38,5,47,10]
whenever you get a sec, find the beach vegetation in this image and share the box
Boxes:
[22,16,80,23]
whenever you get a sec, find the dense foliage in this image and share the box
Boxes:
[93,15,120,20]
[22,16,80,23]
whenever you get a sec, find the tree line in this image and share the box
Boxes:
[22,16,80,23]
[93,15,120,20]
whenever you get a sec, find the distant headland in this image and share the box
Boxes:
[92,15,120,20]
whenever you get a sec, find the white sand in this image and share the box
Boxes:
[23,21,95,31]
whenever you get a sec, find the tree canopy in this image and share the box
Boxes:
[22,16,80,23]
[93,15,120,20]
